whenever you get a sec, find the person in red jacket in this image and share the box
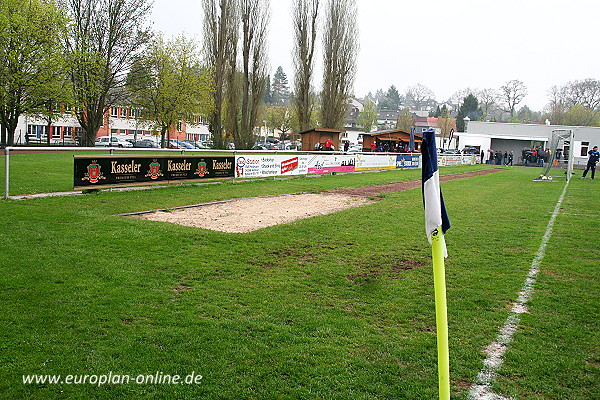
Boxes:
[324,138,333,151]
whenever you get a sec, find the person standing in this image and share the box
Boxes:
[324,138,333,151]
[582,145,599,179]
[508,151,514,166]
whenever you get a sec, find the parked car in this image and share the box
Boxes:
[94,136,134,148]
[133,140,160,148]
[50,137,78,146]
[462,146,480,154]
[166,139,188,149]
[179,141,197,149]
[183,140,209,149]
[442,148,461,154]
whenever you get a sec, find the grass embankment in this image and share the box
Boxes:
[0,165,597,399]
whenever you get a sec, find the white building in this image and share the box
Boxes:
[459,121,600,167]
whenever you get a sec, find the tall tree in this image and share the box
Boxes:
[500,79,527,117]
[562,104,600,126]
[64,0,152,146]
[405,84,434,110]
[263,77,272,104]
[127,35,213,147]
[385,85,402,110]
[0,0,66,145]
[355,98,377,132]
[456,93,481,131]
[396,107,414,132]
[265,105,292,137]
[320,0,358,129]
[271,66,291,106]
[202,0,238,149]
[548,78,600,113]
[292,0,319,132]
[237,0,270,149]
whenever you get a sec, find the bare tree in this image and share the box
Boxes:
[202,0,238,149]
[477,88,499,120]
[237,0,270,149]
[563,78,600,110]
[405,84,434,110]
[64,0,152,146]
[292,0,319,132]
[320,0,358,129]
[500,79,527,117]
[450,87,476,110]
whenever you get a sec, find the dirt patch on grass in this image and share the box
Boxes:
[134,193,374,233]
[333,168,504,197]
[132,168,504,232]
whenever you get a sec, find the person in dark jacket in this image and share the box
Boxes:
[582,145,599,179]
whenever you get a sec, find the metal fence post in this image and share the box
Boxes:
[4,148,9,199]
[232,151,237,183]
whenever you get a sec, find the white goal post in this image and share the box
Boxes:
[537,129,575,182]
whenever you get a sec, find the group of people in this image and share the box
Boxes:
[487,150,514,166]
[369,141,409,153]
[521,147,551,167]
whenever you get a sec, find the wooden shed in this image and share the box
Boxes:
[298,128,345,151]
[362,129,422,152]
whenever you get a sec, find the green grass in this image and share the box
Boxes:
[0,164,597,399]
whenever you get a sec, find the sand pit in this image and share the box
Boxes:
[133,193,374,233]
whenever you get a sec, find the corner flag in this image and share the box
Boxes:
[421,128,451,400]
[421,129,451,255]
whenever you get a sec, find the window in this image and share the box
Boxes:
[581,141,589,157]
[111,108,118,118]
[177,121,182,132]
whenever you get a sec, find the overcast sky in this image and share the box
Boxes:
[151,0,597,111]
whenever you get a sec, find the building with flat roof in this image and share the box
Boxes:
[460,121,600,166]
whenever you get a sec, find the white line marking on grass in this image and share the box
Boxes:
[468,180,570,400]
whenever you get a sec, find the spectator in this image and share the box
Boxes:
[582,145,599,179]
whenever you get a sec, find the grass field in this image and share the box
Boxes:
[0,158,598,399]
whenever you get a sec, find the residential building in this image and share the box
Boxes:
[12,106,210,145]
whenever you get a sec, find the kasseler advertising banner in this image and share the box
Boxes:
[74,155,234,188]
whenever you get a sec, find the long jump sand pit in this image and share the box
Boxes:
[131,169,504,233]
[133,193,374,233]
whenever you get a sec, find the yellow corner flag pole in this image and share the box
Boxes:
[431,227,450,400]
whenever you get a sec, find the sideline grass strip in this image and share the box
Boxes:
[469,179,570,399]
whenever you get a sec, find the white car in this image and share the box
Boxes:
[94,136,133,148]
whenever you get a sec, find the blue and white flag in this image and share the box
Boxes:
[422,128,451,255]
